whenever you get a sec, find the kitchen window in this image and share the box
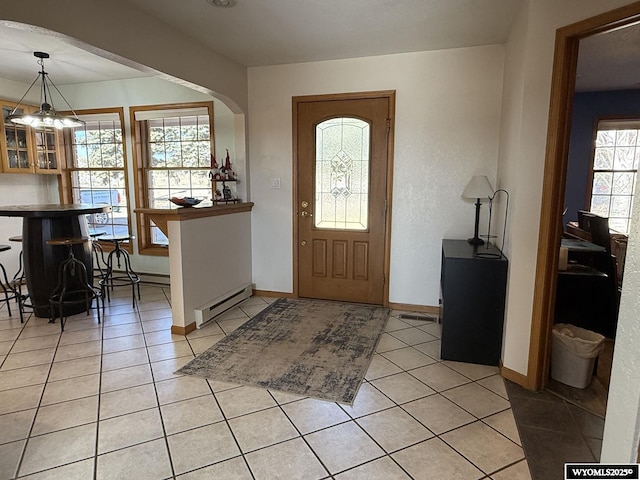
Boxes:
[131,102,214,254]
[60,108,131,245]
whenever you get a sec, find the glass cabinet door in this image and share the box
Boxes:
[0,101,60,174]
[34,130,59,172]
[2,104,32,171]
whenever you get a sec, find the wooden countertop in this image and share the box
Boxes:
[0,203,112,217]
[135,202,253,236]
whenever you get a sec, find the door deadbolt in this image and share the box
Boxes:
[301,201,309,208]
[301,240,307,246]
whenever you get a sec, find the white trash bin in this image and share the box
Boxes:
[550,323,605,389]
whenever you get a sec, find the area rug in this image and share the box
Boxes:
[176,297,389,405]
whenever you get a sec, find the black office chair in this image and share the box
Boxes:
[579,212,619,337]
[588,215,612,254]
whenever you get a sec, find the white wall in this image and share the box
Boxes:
[168,211,252,328]
[603,190,640,461]
[0,174,58,278]
[248,46,505,301]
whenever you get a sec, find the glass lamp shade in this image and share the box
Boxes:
[8,105,84,130]
[462,175,494,199]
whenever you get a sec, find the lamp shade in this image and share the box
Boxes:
[462,175,494,199]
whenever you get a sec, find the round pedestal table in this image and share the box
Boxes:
[0,204,112,318]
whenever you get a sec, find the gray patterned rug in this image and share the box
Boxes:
[176,297,389,405]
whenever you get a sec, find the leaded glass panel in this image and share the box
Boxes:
[314,118,370,230]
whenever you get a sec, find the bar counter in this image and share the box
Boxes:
[135,202,254,335]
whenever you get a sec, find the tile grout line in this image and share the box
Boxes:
[269,389,338,479]
[13,310,70,479]
[131,299,179,480]
[370,330,524,478]
[175,311,258,480]
[92,296,108,480]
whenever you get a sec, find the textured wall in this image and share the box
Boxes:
[248,46,505,304]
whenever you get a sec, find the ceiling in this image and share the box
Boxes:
[576,25,640,91]
[0,0,637,92]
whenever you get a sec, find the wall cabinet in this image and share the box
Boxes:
[0,100,61,174]
[439,239,508,366]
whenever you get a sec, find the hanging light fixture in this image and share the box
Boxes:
[7,51,84,130]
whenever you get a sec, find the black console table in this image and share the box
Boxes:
[439,239,508,365]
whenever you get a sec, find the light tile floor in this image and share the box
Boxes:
[0,284,530,479]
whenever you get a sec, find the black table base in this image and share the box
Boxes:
[23,216,94,318]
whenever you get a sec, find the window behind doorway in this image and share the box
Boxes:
[589,119,640,234]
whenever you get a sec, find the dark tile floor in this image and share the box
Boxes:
[506,380,605,480]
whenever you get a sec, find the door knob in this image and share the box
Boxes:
[301,240,307,246]
[301,211,313,217]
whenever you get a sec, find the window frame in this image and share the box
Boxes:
[587,117,639,235]
[131,101,215,255]
[59,107,132,253]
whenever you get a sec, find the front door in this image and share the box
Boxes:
[295,92,393,305]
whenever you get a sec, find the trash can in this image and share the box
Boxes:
[550,323,605,389]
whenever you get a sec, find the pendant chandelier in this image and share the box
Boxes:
[7,51,84,130]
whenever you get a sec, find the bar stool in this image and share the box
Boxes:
[47,237,103,332]
[8,236,31,312]
[0,244,24,323]
[8,236,24,285]
[89,230,108,283]
[99,235,141,307]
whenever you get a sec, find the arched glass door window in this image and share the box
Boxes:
[315,117,370,230]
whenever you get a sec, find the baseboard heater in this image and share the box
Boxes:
[194,284,253,329]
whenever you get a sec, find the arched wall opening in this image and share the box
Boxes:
[0,21,248,277]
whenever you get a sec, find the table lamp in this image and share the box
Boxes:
[462,175,494,245]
